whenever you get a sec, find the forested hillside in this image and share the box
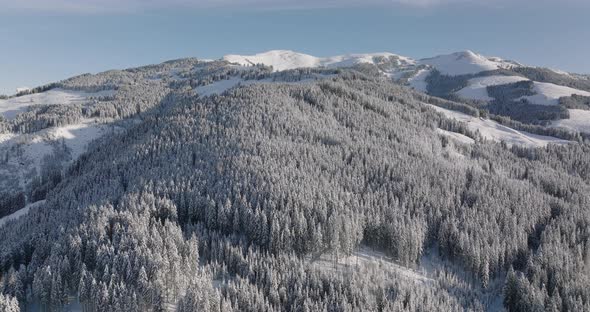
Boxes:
[1,64,590,311]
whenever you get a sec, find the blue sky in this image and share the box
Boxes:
[1,0,589,95]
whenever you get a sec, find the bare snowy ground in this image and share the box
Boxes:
[456,75,530,101]
[408,68,431,92]
[437,128,475,145]
[309,246,505,311]
[0,200,45,229]
[0,119,120,193]
[518,82,590,106]
[0,89,115,119]
[309,246,434,285]
[428,104,571,148]
[551,109,590,134]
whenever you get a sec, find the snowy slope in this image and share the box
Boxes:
[456,75,530,101]
[428,104,570,147]
[0,119,118,191]
[436,128,475,144]
[518,82,590,106]
[551,109,590,134]
[408,69,431,92]
[0,88,115,119]
[0,200,45,229]
[420,50,519,76]
[223,50,415,72]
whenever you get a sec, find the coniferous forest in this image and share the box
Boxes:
[1,59,590,312]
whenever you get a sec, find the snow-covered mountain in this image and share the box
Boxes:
[223,49,590,133]
[419,50,520,76]
[2,51,590,312]
[1,49,589,210]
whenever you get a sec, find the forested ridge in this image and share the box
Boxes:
[0,65,589,311]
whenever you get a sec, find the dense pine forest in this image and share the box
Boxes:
[1,60,590,311]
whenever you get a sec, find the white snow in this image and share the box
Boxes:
[551,109,590,134]
[0,88,116,119]
[16,87,30,94]
[309,246,433,285]
[195,77,244,97]
[0,200,45,228]
[428,104,571,147]
[420,51,518,76]
[456,75,530,101]
[408,69,431,92]
[437,128,475,144]
[518,82,590,106]
[223,50,415,72]
[0,119,117,191]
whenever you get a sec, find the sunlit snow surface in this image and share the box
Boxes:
[518,82,590,106]
[428,104,570,148]
[0,119,119,191]
[0,88,115,119]
[223,50,415,72]
[551,109,590,134]
[456,75,530,101]
[420,50,518,76]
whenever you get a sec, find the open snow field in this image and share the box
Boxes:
[518,82,590,105]
[551,109,590,134]
[0,88,115,119]
[0,119,118,191]
[428,104,570,147]
[456,75,530,101]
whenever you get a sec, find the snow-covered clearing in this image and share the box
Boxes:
[309,246,434,285]
[408,68,431,92]
[420,249,505,312]
[551,109,590,134]
[195,74,335,97]
[195,77,245,97]
[437,128,475,144]
[518,82,590,106]
[428,104,571,147]
[310,246,503,311]
[420,50,518,76]
[456,75,530,101]
[309,246,433,284]
[0,88,116,119]
[0,119,119,191]
[0,200,45,228]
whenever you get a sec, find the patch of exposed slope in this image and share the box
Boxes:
[456,75,530,101]
[428,104,570,147]
[519,82,590,105]
[0,119,119,191]
[408,68,431,92]
[0,200,45,229]
[0,88,116,119]
[551,109,590,134]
